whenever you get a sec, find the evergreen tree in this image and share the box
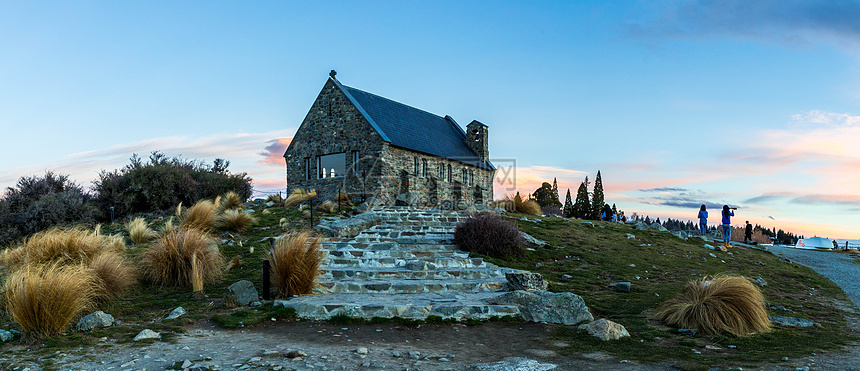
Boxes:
[590,171,605,220]
[573,181,590,219]
[611,203,617,216]
[644,215,651,224]
[551,178,560,207]
[532,182,557,208]
[563,189,574,218]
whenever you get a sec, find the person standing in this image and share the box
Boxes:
[722,205,735,248]
[745,221,753,243]
[697,205,708,235]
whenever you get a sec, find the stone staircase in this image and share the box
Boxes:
[275,207,525,321]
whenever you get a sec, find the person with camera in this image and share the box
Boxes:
[721,205,736,248]
[697,205,708,235]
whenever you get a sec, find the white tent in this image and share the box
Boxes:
[795,237,835,250]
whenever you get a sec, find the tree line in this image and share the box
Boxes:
[529,171,617,220]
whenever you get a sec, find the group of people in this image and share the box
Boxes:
[698,204,753,247]
[599,204,627,223]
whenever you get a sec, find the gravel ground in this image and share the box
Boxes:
[768,246,860,309]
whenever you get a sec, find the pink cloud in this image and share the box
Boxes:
[257,137,293,166]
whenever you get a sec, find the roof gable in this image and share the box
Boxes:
[331,78,493,170]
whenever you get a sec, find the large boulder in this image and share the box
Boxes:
[484,290,593,325]
[133,329,161,341]
[505,272,547,291]
[76,311,115,331]
[635,221,649,230]
[225,280,259,306]
[578,318,630,341]
[519,232,547,247]
[316,211,383,238]
[650,223,668,232]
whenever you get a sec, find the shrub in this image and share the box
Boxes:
[268,232,322,297]
[125,217,157,244]
[93,152,252,220]
[89,251,137,298]
[0,226,125,271]
[284,189,316,208]
[2,264,97,337]
[140,228,224,287]
[0,172,99,246]
[180,200,218,231]
[216,209,258,233]
[453,213,524,258]
[652,275,770,336]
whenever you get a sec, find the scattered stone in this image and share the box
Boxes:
[577,318,630,341]
[727,345,737,349]
[505,272,548,291]
[626,234,635,239]
[485,290,593,325]
[704,244,715,250]
[249,301,262,307]
[635,221,649,230]
[0,329,13,342]
[705,345,722,350]
[770,316,819,327]
[615,282,631,292]
[782,356,789,361]
[392,351,401,358]
[286,350,306,358]
[225,280,259,306]
[181,360,193,368]
[709,253,717,258]
[408,351,421,359]
[165,307,186,320]
[471,357,558,371]
[76,311,115,331]
[356,347,369,354]
[629,264,635,267]
[133,329,160,341]
[678,329,698,335]
[561,274,572,280]
[520,232,548,247]
[316,211,383,237]
[692,349,701,354]
[650,223,668,232]
[770,305,792,312]
[754,276,768,286]
[534,263,544,268]
[262,350,281,357]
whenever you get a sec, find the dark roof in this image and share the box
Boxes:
[332,78,494,170]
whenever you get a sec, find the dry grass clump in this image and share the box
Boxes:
[161,216,177,235]
[216,209,258,233]
[0,226,124,271]
[3,264,97,337]
[317,200,337,213]
[284,189,316,208]
[492,199,515,212]
[520,200,542,215]
[652,275,770,336]
[126,217,157,244]
[266,194,285,207]
[268,232,322,297]
[499,193,541,215]
[140,228,224,287]
[180,200,218,231]
[89,252,137,298]
[219,191,243,210]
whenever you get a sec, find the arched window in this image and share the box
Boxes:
[447,164,452,183]
[414,157,419,175]
[422,159,428,178]
[462,168,467,184]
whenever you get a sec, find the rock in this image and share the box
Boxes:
[635,221,649,230]
[577,318,630,341]
[626,234,635,239]
[782,356,789,361]
[615,282,631,292]
[770,316,819,327]
[754,276,768,286]
[76,311,115,331]
[133,329,160,341]
[0,330,13,342]
[470,357,558,371]
[286,350,306,358]
[405,260,436,271]
[650,223,668,232]
[770,305,792,312]
[265,201,275,207]
[181,360,193,368]
[520,232,548,247]
[225,280,259,306]
[408,351,422,359]
[505,272,548,291]
[356,347,369,354]
[704,244,715,250]
[316,211,383,237]
[485,290,593,325]
[672,231,688,240]
[165,307,186,320]
[678,329,698,335]
[394,192,418,206]
[561,274,572,280]
[250,301,262,307]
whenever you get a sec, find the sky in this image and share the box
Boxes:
[1,1,859,240]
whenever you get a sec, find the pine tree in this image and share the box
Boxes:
[611,203,617,215]
[551,178,560,207]
[590,171,604,220]
[563,189,574,218]
[532,182,555,208]
[573,181,590,219]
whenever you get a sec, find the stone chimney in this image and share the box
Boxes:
[466,120,489,163]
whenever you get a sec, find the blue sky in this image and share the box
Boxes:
[1,1,859,239]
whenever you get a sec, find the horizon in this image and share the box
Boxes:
[1,1,858,240]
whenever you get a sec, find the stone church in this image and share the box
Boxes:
[283,71,495,207]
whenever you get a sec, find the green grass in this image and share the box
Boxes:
[485,215,859,368]
[211,304,297,328]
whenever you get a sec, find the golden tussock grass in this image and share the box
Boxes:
[3,264,97,337]
[520,200,542,215]
[284,189,316,208]
[0,226,125,271]
[492,199,515,212]
[216,209,258,233]
[317,200,337,213]
[125,217,157,244]
[219,191,243,210]
[266,194,285,207]
[652,275,770,336]
[499,193,540,215]
[180,200,218,231]
[225,256,241,271]
[140,228,224,287]
[161,216,177,235]
[89,251,137,298]
[268,231,322,297]
[337,191,352,204]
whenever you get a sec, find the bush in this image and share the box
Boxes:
[268,232,322,297]
[453,213,524,258]
[2,264,97,337]
[125,217,157,244]
[216,209,258,233]
[140,228,224,287]
[652,275,770,336]
[93,152,252,220]
[0,172,99,246]
[88,251,137,298]
[180,200,218,231]
[0,226,125,271]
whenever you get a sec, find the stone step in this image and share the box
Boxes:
[275,292,520,321]
[324,257,486,269]
[323,249,469,259]
[315,279,507,294]
[350,237,455,244]
[325,267,514,280]
[320,241,461,252]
